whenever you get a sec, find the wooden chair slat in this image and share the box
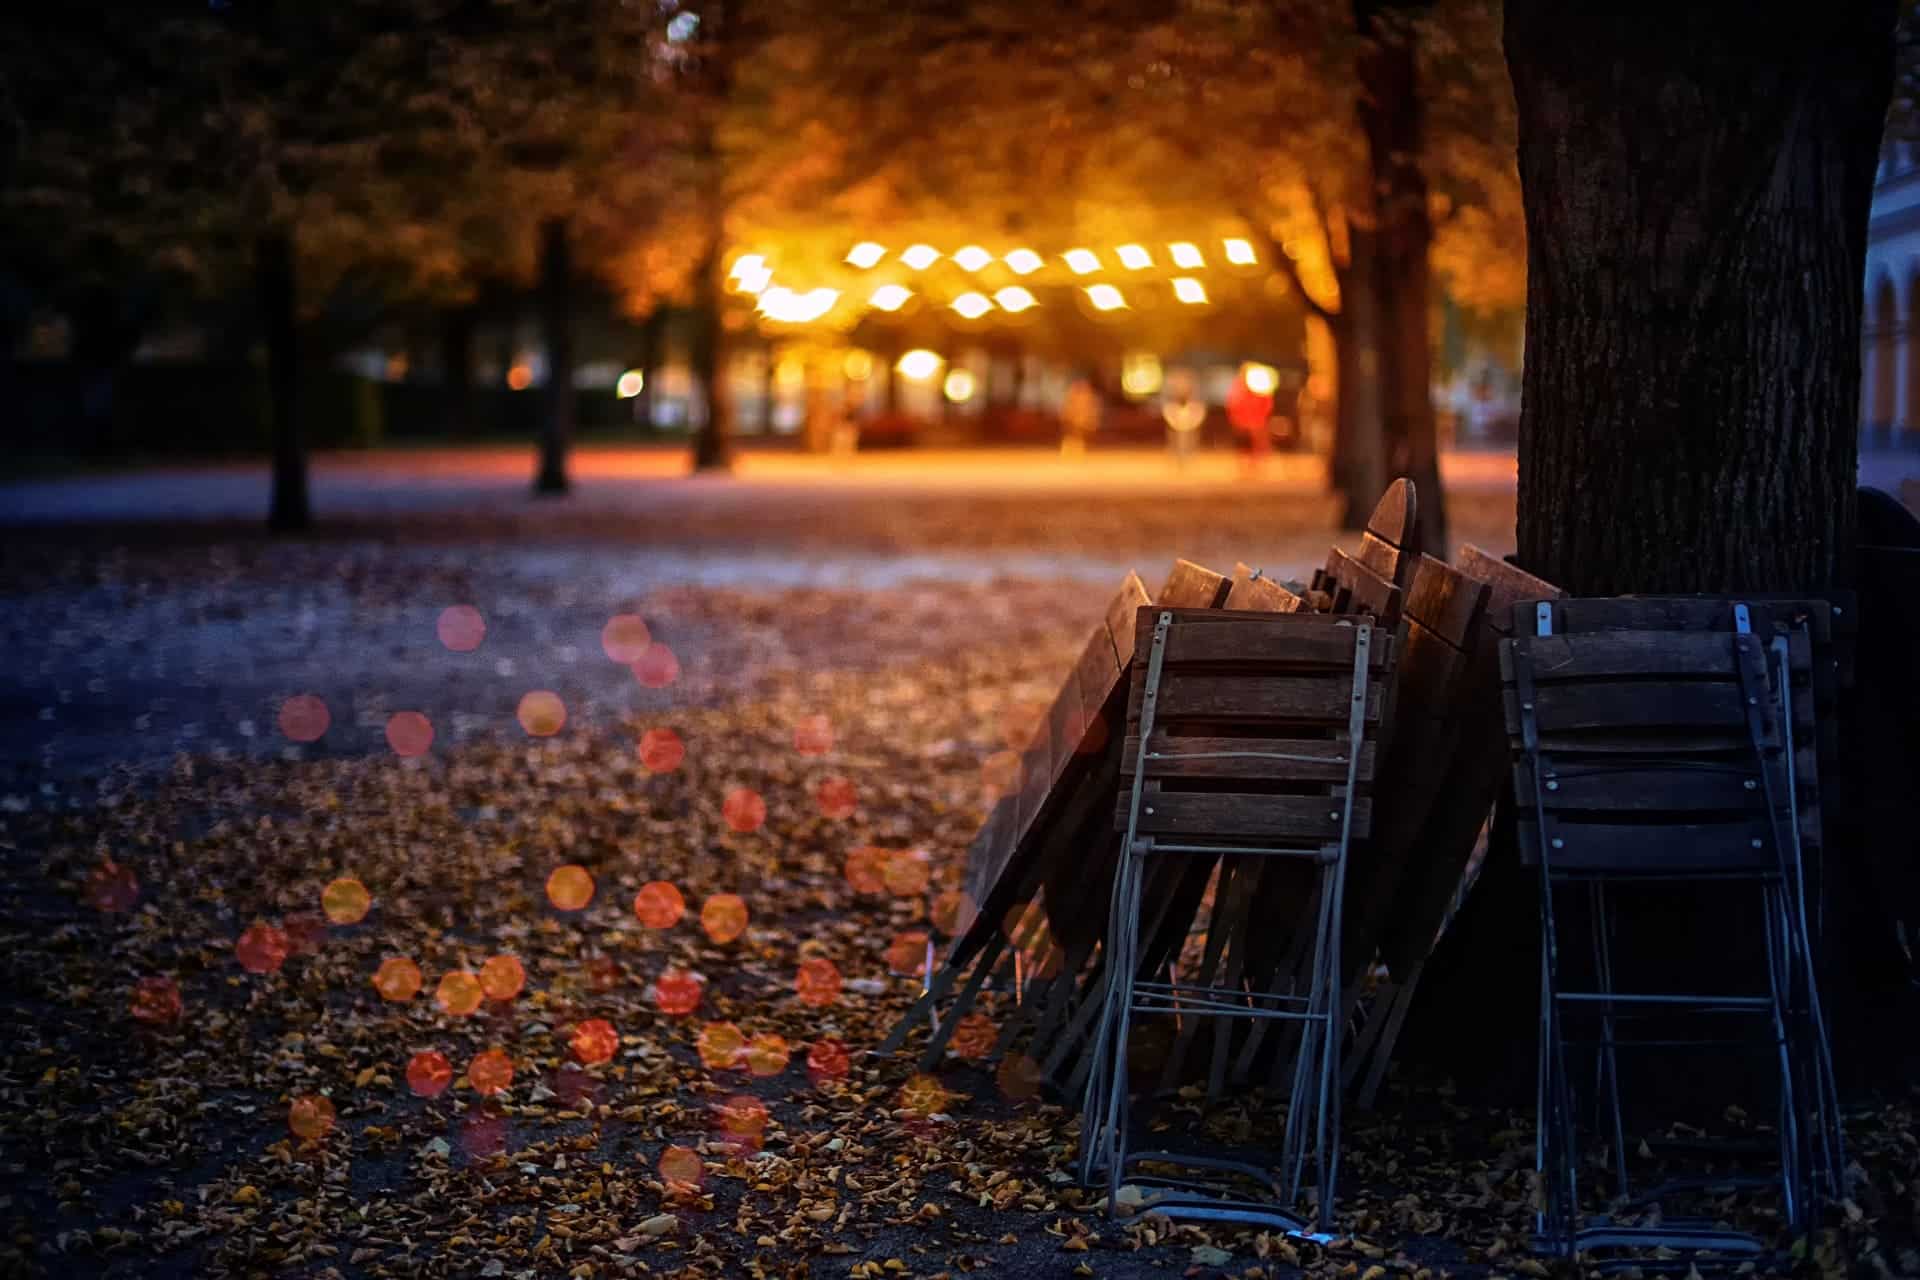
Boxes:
[1105,571,1152,668]
[1502,680,1811,737]
[1123,734,1377,782]
[1505,629,1811,681]
[1137,610,1389,669]
[1159,558,1234,609]
[1135,672,1386,725]
[1516,818,1776,875]
[1123,792,1373,842]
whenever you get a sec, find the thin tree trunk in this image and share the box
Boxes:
[634,309,661,433]
[533,218,573,495]
[763,342,780,434]
[258,230,308,533]
[690,244,732,471]
[1330,251,1387,528]
[1506,1,1894,594]
[1357,0,1448,554]
[440,304,474,437]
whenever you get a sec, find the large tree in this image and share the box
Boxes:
[1506,2,1897,594]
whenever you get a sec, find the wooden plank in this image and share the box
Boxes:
[1502,680,1812,736]
[1134,672,1386,725]
[960,795,1019,929]
[1365,477,1417,550]
[1515,818,1776,875]
[1405,555,1489,647]
[1225,573,1303,613]
[1157,558,1233,609]
[1513,760,1767,812]
[1105,571,1153,669]
[1325,546,1402,622]
[1123,735,1376,782]
[1505,630,1811,681]
[1354,530,1404,588]
[1453,546,1562,627]
[1123,792,1372,841]
[1140,612,1387,670]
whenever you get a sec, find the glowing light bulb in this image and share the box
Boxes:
[1169,242,1205,268]
[1115,244,1153,269]
[900,244,940,270]
[895,349,944,382]
[1172,277,1208,304]
[1063,248,1101,275]
[728,254,765,282]
[845,241,886,268]
[952,245,992,271]
[616,369,645,398]
[951,291,993,320]
[869,284,912,312]
[1243,362,1279,395]
[1003,248,1042,275]
[994,286,1036,313]
[943,369,978,403]
[1085,284,1126,311]
[1223,237,1256,265]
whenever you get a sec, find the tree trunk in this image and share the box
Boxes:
[1357,0,1449,554]
[533,218,574,495]
[1329,253,1388,528]
[1506,1,1894,594]
[690,245,733,471]
[258,230,308,533]
[440,304,474,437]
[763,342,780,434]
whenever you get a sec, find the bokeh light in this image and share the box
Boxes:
[632,643,680,688]
[881,849,930,898]
[898,1073,950,1116]
[601,614,652,663]
[468,1048,514,1096]
[130,975,182,1026]
[844,846,887,895]
[570,1018,619,1065]
[634,881,686,929]
[793,713,833,756]
[806,1038,851,1083]
[931,890,978,937]
[794,957,841,1007]
[639,727,685,773]
[435,970,484,1016]
[653,970,702,1016]
[277,693,330,743]
[886,931,930,978]
[235,922,291,975]
[83,858,139,912]
[373,956,423,1002]
[814,776,857,820]
[659,1145,705,1195]
[696,1021,746,1070]
[546,864,595,911]
[321,876,371,925]
[714,1094,768,1154]
[701,893,749,944]
[407,1050,453,1097]
[385,711,434,757]
[437,604,486,652]
[721,788,766,834]
[997,1053,1044,1101]
[950,1013,997,1060]
[288,1094,336,1141]
[517,690,566,737]
[745,1034,791,1077]
[479,955,526,1002]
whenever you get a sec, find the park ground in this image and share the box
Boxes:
[0,446,1917,1279]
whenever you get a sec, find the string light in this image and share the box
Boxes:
[1169,242,1205,269]
[896,349,943,381]
[1223,237,1257,265]
[952,245,993,271]
[900,244,941,270]
[1172,277,1208,304]
[845,242,886,268]
[1085,284,1126,311]
[951,292,993,320]
[1063,248,1101,275]
[994,286,1036,313]
[1003,248,1042,274]
[1116,244,1153,269]
[869,284,912,311]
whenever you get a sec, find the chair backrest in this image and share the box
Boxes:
[1120,608,1393,848]
[1500,599,1818,877]
[1310,478,1417,626]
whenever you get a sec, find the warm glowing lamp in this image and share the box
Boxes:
[896,349,944,382]
[1115,244,1153,270]
[845,242,886,268]
[900,244,941,270]
[616,370,645,398]
[994,286,1036,313]
[1003,248,1042,275]
[869,284,912,312]
[1085,284,1126,311]
[952,245,993,272]
[951,291,993,320]
[1063,249,1101,275]
[1172,277,1208,304]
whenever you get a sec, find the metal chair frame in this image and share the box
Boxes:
[1513,601,1844,1264]
[1079,610,1374,1236]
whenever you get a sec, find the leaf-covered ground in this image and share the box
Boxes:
[0,475,1914,1279]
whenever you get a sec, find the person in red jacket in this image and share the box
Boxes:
[1227,363,1276,477]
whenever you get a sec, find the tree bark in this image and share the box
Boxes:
[1506,1,1895,595]
[533,218,574,495]
[1356,0,1448,554]
[1329,251,1388,528]
[440,303,475,437]
[258,230,308,533]
[690,244,733,471]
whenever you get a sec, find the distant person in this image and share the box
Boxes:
[1060,379,1101,459]
[1227,365,1275,477]
[1160,372,1207,471]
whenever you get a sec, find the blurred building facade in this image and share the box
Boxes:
[1864,142,1920,447]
